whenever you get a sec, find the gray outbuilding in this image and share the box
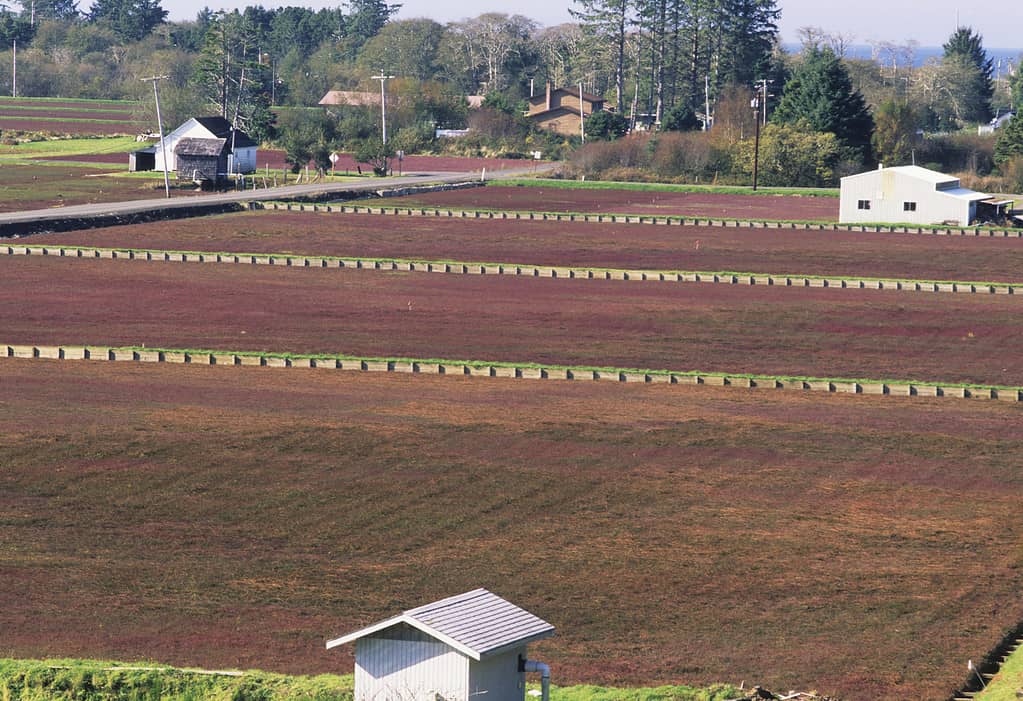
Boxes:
[326,588,555,701]
[839,165,990,226]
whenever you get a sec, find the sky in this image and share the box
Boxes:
[160,0,1023,50]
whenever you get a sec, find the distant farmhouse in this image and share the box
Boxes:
[318,90,381,107]
[318,91,484,108]
[327,588,554,701]
[839,165,1011,227]
[130,116,257,182]
[526,83,604,137]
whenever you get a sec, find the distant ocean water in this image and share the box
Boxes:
[781,43,1022,69]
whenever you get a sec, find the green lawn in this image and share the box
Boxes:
[0,659,737,701]
[0,136,139,160]
[500,177,840,198]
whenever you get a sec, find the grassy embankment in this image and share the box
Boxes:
[0,659,737,701]
[973,646,1023,701]
[499,177,839,198]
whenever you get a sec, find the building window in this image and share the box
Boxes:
[857,200,871,210]
[903,201,917,211]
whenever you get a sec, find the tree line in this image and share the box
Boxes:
[0,0,1020,188]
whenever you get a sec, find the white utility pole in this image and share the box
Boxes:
[371,72,395,144]
[704,75,711,131]
[11,38,15,98]
[141,75,171,198]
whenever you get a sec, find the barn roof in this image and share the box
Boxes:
[326,588,554,660]
[174,137,228,157]
[191,116,257,149]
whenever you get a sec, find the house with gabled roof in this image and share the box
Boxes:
[130,116,257,176]
[326,588,554,701]
[526,83,605,137]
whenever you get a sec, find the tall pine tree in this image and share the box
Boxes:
[570,0,630,110]
[942,26,993,123]
[772,46,873,163]
[88,0,167,41]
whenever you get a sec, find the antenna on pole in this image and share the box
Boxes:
[141,75,171,199]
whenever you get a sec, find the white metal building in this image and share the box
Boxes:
[839,165,990,226]
[131,116,257,175]
[326,588,555,701]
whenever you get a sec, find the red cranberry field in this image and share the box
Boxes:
[34,209,1023,283]
[2,360,1022,701]
[3,185,1023,701]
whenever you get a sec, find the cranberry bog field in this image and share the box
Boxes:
[0,97,143,136]
[31,209,1023,283]
[3,256,1022,387]
[384,184,840,221]
[5,186,1023,701]
[2,360,1023,701]
[0,163,172,212]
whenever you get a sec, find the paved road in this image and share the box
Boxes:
[0,162,560,228]
[0,170,494,227]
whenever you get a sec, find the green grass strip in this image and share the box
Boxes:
[23,244,1020,292]
[0,658,738,701]
[498,177,840,198]
[0,105,136,115]
[972,646,1023,701]
[0,97,137,106]
[303,200,1022,236]
[0,136,140,158]
[66,343,1023,393]
[0,116,139,125]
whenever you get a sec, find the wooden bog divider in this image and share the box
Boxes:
[3,344,1018,404]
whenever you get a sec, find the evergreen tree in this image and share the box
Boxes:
[88,0,167,41]
[344,0,400,52]
[14,0,78,23]
[772,46,873,162]
[192,10,266,126]
[1009,65,1023,114]
[994,113,1023,164]
[0,10,35,48]
[942,26,993,123]
[570,0,630,110]
[714,0,779,89]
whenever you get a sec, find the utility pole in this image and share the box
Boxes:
[755,79,772,125]
[704,75,711,131]
[141,75,171,198]
[579,82,585,143]
[751,95,761,192]
[371,72,395,144]
[11,38,15,98]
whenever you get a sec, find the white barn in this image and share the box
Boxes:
[326,589,555,701]
[131,116,257,175]
[839,165,990,227]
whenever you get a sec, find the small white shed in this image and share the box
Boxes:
[327,588,555,701]
[839,165,989,226]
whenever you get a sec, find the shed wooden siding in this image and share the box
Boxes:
[355,624,469,701]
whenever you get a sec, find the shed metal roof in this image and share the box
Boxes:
[174,137,228,157]
[326,588,554,660]
[841,165,959,186]
[940,187,991,201]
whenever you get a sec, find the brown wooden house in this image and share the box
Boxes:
[174,137,229,183]
[526,83,605,137]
